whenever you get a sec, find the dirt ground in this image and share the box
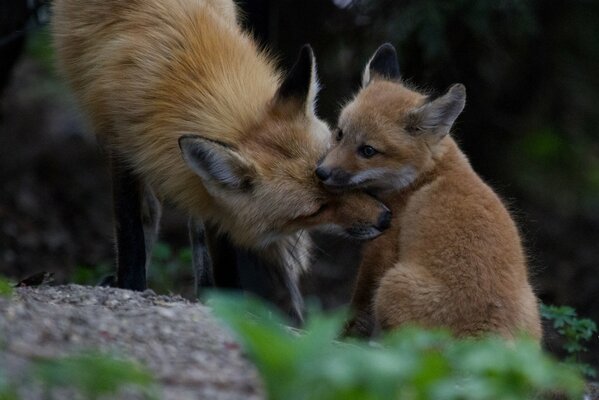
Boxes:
[0,285,263,400]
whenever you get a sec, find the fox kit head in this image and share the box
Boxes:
[316,43,466,193]
[179,46,390,246]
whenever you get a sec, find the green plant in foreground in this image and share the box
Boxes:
[210,294,585,400]
[541,304,598,378]
[0,369,18,400]
[0,277,13,297]
[34,352,156,399]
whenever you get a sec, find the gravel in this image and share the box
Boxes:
[0,284,263,399]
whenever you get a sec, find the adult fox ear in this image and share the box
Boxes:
[178,135,255,191]
[274,44,319,116]
[407,84,466,142]
[362,43,400,87]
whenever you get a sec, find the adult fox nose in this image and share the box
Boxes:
[315,166,331,181]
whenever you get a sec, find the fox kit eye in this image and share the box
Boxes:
[359,145,378,158]
[335,128,343,141]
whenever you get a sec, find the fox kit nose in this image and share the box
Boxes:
[315,166,331,181]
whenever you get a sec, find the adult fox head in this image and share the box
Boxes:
[179,46,390,246]
[316,44,466,193]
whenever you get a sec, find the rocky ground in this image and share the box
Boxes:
[2,284,599,400]
[0,284,263,400]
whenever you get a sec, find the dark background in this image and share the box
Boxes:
[0,0,597,367]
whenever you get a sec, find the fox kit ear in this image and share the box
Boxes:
[179,135,255,191]
[274,44,319,115]
[407,84,466,142]
[362,43,400,87]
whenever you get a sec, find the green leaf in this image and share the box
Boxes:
[541,303,597,378]
[34,352,155,398]
[0,278,13,297]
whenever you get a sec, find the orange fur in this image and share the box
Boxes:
[321,71,541,340]
[52,0,388,273]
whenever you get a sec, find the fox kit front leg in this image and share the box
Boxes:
[344,227,398,337]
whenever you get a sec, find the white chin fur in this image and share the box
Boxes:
[349,165,417,190]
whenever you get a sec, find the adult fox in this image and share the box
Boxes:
[316,44,542,340]
[51,0,390,316]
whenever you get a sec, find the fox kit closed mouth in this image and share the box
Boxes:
[318,44,542,340]
[51,0,389,318]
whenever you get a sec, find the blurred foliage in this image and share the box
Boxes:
[35,352,156,399]
[0,352,156,400]
[25,27,54,73]
[72,263,112,286]
[0,277,13,297]
[0,366,17,400]
[511,126,599,214]
[147,242,193,295]
[210,293,585,400]
[542,304,598,378]
[350,0,536,65]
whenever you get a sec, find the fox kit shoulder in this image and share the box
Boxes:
[320,44,541,340]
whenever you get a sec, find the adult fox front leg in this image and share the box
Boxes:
[103,154,162,291]
[110,157,147,291]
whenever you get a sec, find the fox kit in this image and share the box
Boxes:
[317,44,542,340]
[51,0,390,318]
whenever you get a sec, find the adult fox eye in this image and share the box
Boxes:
[335,128,343,141]
[359,145,378,158]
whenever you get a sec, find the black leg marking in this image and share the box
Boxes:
[142,185,161,272]
[188,217,214,297]
[204,223,242,289]
[111,157,147,291]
